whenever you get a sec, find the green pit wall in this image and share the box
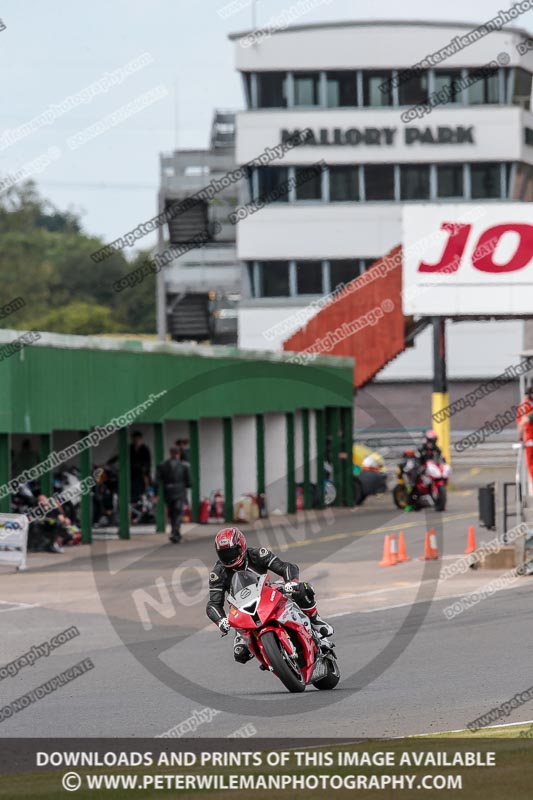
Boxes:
[0,331,355,539]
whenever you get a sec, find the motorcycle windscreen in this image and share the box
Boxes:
[228,569,264,613]
[230,569,258,595]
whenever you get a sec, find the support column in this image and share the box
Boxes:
[302,409,311,509]
[0,433,10,514]
[223,418,233,522]
[118,427,130,539]
[79,433,92,544]
[315,409,325,508]
[189,420,200,522]
[342,406,354,507]
[329,407,342,507]
[255,414,265,500]
[39,433,53,497]
[432,316,451,464]
[153,422,165,532]
[286,412,296,514]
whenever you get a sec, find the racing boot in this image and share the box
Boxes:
[233,633,254,664]
[309,613,334,639]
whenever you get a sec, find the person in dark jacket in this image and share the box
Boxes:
[156,446,191,543]
[418,429,445,465]
[130,431,151,503]
[206,527,334,663]
[175,438,190,464]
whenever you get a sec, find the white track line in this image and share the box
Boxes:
[0,600,38,613]
[323,584,418,603]
[328,593,477,619]
[417,719,533,736]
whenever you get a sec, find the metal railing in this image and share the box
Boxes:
[353,428,426,463]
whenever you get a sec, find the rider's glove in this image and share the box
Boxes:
[218,617,230,636]
[284,581,299,596]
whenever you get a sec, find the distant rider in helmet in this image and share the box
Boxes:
[404,431,445,511]
[418,429,444,466]
[206,527,334,664]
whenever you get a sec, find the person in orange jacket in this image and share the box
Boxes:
[517,385,533,489]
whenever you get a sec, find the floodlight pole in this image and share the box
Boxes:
[156,191,167,341]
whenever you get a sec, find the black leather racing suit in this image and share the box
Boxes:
[206,546,318,632]
[418,443,444,465]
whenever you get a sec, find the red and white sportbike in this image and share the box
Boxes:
[227,570,340,693]
[394,454,451,512]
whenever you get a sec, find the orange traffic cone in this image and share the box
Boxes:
[397,531,411,562]
[429,528,440,559]
[379,534,396,567]
[464,525,476,555]
[390,534,398,565]
[419,530,435,561]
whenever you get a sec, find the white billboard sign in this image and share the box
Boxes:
[0,514,28,571]
[402,204,533,315]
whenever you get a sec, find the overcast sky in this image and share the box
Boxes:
[1,0,532,256]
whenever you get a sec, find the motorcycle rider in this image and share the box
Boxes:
[206,527,334,664]
[403,431,445,511]
[418,430,445,466]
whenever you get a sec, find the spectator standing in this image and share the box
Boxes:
[130,431,151,503]
[156,446,191,543]
[176,438,190,464]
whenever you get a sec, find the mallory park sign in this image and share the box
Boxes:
[281,126,475,146]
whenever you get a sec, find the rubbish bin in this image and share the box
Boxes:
[478,483,495,530]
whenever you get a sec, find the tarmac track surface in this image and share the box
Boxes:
[1,466,532,738]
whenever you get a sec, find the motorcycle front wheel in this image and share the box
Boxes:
[393,484,409,509]
[313,655,340,691]
[260,631,306,693]
[434,485,447,512]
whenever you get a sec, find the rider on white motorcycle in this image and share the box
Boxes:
[206,527,334,664]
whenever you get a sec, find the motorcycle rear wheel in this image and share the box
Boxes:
[313,655,340,690]
[261,631,306,693]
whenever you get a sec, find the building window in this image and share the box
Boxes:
[262,261,290,297]
[361,258,378,272]
[256,167,289,202]
[296,261,323,294]
[256,72,287,108]
[433,70,463,104]
[294,166,322,200]
[326,71,357,106]
[294,72,320,106]
[329,166,359,201]
[246,263,256,296]
[513,163,533,201]
[398,73,429,106]
[364,164,395,200]
[362,71,393,106]
[243,73,252,107]
[467,66,499,104]
[513,68,532,110]
[503,163,513,198]
[330,260,360,292]
[470,163,501,198]
[399,164,430,200]
[437,164,464,198]
[166,199,209,243]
